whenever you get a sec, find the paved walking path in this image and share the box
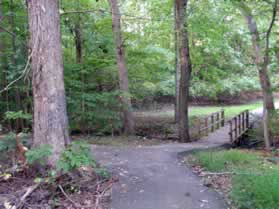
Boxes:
[94,125,232,209]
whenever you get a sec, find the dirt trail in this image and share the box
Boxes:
[93,125,232,209]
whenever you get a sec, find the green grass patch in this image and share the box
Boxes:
[189,149,279,209]
[232,168,279,209]
[135,100,265,123]
[189,101,263,119]
[192,149,259,172]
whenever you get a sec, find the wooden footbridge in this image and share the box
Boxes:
[194,109,251,143]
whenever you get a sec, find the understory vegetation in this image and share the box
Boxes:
[0,133,112,208]
[187,149,279,209]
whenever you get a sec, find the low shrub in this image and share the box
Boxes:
[57,141,97,173]
[26,144,53,165]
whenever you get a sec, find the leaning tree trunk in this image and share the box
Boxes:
[27,0,70,166]
[243,14,275,113]
[109,0,135,135]
[238,0,277,148]
[175,0,192,142]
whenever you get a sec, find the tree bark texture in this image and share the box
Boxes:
[109,0,135,135]
[27,0,70,166]
[175,0,192,142]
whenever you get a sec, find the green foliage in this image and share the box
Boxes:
[0,132,17,152]
[26,144,53,165]
[67,89,123,134]
[269,110,279,136]
[5,111,32,121]
[231,168,279,209]
[0,132,29,152]
[193,149,259,172]
[95,167,112,179]
[57,141,97,173]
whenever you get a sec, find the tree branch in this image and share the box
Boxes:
[264,0,278,64]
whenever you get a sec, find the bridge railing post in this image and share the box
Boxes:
[205,117,208,136]
[221,109,225,127]
[242,112,245,133]
[229,121,233,142]
[246,110,249,129]
[234,117,238,138]
[216,112,220,129]
[238,114,242,136]
[211,114,214,132]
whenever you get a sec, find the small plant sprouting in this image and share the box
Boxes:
[57,141,97,173]
[26,144,53,165]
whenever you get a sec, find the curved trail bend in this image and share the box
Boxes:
[94,125,231,209]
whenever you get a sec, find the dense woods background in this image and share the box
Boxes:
[0,0,278,135]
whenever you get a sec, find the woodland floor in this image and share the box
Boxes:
[0,156,112,209]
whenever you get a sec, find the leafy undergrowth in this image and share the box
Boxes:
[0,135,114,209]
[0,166,114,209]
[186,149,279,209]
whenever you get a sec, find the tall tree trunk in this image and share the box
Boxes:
[74,22,82,64]
[109,0,135,135]
[243,13,275,112]
[73,7,86,132]
[175,0,192,142]
[10,0,24,132]
[27,0,70,166]
[238,1,277,148]
[262,0,277,112]
[174,2,180,122]
[237,0,278,149]
[0,0,5,125]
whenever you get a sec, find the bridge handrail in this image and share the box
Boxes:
[228,110,249,142]
[195,109,225,137]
